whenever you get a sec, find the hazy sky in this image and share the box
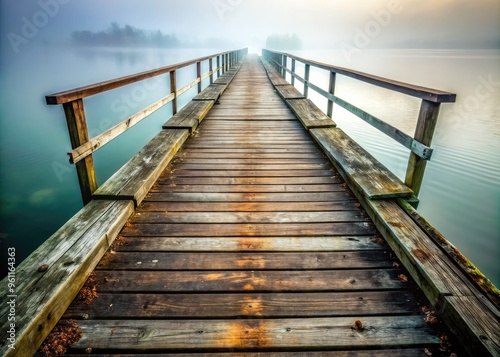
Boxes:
[1,0,499,52]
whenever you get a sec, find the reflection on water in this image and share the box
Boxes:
[0,46,499,287]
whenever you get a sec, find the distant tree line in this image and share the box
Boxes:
[265,33,302,50]
[71,22,180,47]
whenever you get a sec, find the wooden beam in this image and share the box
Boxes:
[405,100,441,196]
[170,70,177,115]
[62,99,97,204]
[0,200,134,357]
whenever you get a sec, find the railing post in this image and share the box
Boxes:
[304,63,310,98]
[217,56,221,77]
[226,53,229,71]
[405,99,441,196]
[327,71,336,118]
[282,55,287,79]
[291,59,296,86]
[170,70,177,114]
[196,61,202,93]
[222,55,225,74]
[209,58,213,84]
[62,99,97,205]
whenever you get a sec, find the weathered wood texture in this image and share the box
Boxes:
[44,55,442,355]
[310,127,413,199]
[0,200,134,357]
[92,129,189,206]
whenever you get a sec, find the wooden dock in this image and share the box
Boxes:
[1,51,499,356]
[59,55,437,354]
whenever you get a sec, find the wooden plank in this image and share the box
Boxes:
[154,182,342,191]
[442,295,500,357]
[171,163,330,170]
[275,85,305,100]
[167,170,336,177]
[93,269,403,292]
[162,100,214,132]
[310,127,413,199]
[62,350,439,357]
[193,84,227,101]
[120,222,376,237]
[97,251,392,270]
[151,184,344,193]
[129,211,369,224]
[144,192,354,202]
[0,200,134,357]
[114,236,385,252]
[93,129,189,205]
[177,152,325,160]
[286,98,336,129]
[364,199,471,305]
[70,316,438,350]
[64,291,418,319]
[139,201,359,212]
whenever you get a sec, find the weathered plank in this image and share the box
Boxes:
[286,98,336,129]
[129,211,368,224]
[193,84,227,101]
[93,129,189,205]
[310,127,413,199]
[167,170,336,177]
[97,251,392,270]
[144,192,354,202]
[70,316,438,351]
[114,236,385,252]
[62,350,440,357]
[157,176,340,185]
[275,84,306,100]
[0,200,133,357]
[138,201,358,212]
[162,100,214,132]
[94,269,404,292]
[151,184,344,193]
[442,295,500,357]
[120,222,376,237]
[64,291,418,319]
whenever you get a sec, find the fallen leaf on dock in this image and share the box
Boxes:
[38,320,82,357]
[398,274,409,283]
[351,319,364,331]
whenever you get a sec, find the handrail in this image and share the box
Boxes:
[262,49,456,198]
[46,48,248,204]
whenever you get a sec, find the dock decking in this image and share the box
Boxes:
[51,55,442,355]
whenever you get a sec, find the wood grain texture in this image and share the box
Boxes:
[93,129,189,205]
[310,127,413,199]
[42,54,442,356]
[0,200,133,357]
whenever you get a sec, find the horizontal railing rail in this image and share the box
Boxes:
[262,49,456,198]
[46,48,248,204]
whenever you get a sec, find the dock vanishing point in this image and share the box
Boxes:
[1,49,499,356]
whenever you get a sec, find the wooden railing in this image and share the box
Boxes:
[262,49,456,198]
[46,48,248,204]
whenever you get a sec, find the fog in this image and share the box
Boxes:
[1,0,499,54]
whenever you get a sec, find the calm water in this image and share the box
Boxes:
[0,46,498,287]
